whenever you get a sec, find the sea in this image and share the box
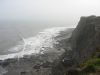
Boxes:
[0,22,72,60]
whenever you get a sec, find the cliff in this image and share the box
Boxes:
[71,15,100,63]
[51,15,100,75]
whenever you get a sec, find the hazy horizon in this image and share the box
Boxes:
[0,0,100,27]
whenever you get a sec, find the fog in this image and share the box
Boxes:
[0,0,100,27]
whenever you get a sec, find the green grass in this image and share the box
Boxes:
[79,58,100,68]
[78,50,100,75]
[67,50,100,75]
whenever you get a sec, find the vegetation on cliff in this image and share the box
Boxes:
[66,49,100,75]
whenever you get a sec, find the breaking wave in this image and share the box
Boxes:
[0,27,69,60]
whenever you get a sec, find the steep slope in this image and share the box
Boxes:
[71,15,100,63]
[52,15,100,75]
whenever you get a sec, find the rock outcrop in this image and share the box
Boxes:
[52,15,100,75]
[71,15,100,63]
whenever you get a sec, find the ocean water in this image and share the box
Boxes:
[0,23,48,55]
[0,23,73,60]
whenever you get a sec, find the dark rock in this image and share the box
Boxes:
[1,61,10,67]
[67,69,80,75]
[71,15,100,63]
[20,71,27,75]
[97,54,100,58]
[41,61,52,68]
[33,64,41,69]
[52,15,100,75]
[61,58,74,67]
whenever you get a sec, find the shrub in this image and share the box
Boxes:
[78,58,100,68]
[82,64,96,73]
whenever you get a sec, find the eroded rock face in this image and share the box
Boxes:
[71,15,100,63]
[52,15,100,75]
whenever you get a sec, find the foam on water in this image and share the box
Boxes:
[0,27,68,60]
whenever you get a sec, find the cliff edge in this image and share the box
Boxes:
[52,15,100,75]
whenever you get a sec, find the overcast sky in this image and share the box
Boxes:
[0,0,100,27]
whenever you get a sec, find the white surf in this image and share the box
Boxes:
[0,27,71,60]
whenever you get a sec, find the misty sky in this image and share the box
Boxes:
[0,0,100,27]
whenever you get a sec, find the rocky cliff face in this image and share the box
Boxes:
[1,15,100,75]
[71,15,100,63]
[52,15,100,75]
